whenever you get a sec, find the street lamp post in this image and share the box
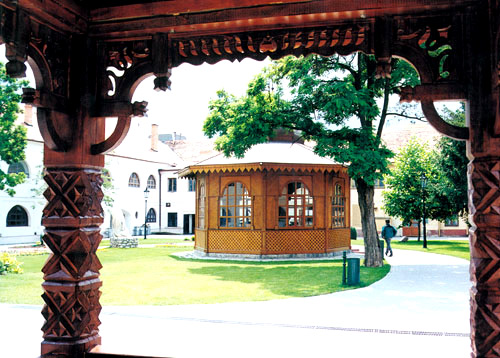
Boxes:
[420,173,427,249]
[144,187,150,240]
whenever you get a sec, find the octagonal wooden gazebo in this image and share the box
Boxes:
[179,135,350,257]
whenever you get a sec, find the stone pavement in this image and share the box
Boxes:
[0,248,471,358]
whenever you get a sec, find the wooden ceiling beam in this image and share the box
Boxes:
[88,1,462,40]
[16,0,88,34]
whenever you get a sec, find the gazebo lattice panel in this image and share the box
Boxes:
[327,228,350,251]
[208,230,262,254]
[265,230,325,254]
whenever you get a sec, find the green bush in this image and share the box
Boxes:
[0,252,24,274]
[350,227,357,240]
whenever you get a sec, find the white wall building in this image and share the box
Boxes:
[0,106,45,245]
[0,106,197,245]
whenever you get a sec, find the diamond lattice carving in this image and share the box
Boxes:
[43,170,104,219]
[469,159,500,357]
[42,228,102,281]
[41,280,102,339]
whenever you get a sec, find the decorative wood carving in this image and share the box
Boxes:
[41,168,104,357]
[469,158,500,357]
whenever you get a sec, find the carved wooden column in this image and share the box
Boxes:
[466,4,500,356]
[40,166,104,357]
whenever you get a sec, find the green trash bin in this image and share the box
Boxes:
[347,257,360,285]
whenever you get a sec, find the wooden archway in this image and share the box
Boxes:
[0,1,499,357]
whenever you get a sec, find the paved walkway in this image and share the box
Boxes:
[1,248,471,358]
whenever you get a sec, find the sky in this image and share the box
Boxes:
[132,58,270,140]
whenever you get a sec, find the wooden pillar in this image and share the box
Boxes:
[466,4,500,356]
[37,34,107,357]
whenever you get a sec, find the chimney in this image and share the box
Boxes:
[151,124,159,151]
[24,104,33,126]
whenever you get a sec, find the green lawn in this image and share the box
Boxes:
[351,238,470,260]
[0,247,389,305]
[100,236,194,247]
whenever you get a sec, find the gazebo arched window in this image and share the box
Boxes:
[198,181,206,229]
[219,182,251,228]
[146,208,156,223]
[128,172,140,187]
[147,175,156,189]
[278,181,313,228]
[332,183,346,227]
[6,205,29,227]
[8,161,29,178]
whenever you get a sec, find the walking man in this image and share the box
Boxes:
[381,219,397,257]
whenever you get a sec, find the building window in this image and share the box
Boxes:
[6,205,28,227]
[128,173,140,187]
[278,181,313,228]
[198,181,206,229]
[146,208,156,223]
[168,212,178,227]
[445,215,459,227]
[8,161,29,178]
[147,175,156,189]
[332,183,346,227]
[219,182,252,228]
[188,178,196,192]
[168,178,177,192]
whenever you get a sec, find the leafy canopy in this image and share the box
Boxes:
[204,54,420,186]
[0,62,28,196]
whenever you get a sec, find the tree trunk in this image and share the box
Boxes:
[417,220,421,241]
[356,178,383,267]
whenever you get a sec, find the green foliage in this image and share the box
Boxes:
[382,138,436,226]
[102,167,115,207]
[429,106,468,222]
[0,62,28,196]
[204,54,419,186]
[0,252,24,274]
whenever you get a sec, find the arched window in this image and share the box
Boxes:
[198,181,206,229]
[147,175,156,189]
[146,208,156,223]
[219,182,251,228]
[332,183,346,227]
[6,205,29,227]
[8,161,29,178]
[128,173,140,187]
[278,181,313,227]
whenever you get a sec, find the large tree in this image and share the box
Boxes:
[204,54,419,267]
[382,138,436,240]
[0,62,28,196]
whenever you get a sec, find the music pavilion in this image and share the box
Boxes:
[179,134,350,257]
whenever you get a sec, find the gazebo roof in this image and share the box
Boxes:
[179,141,347,176]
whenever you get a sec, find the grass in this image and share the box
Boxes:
[0,246,389,305]
[351,238,470,261]
[99,236,194,247]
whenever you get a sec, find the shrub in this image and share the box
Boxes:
[350,227,357,240]
[0,252,24,274]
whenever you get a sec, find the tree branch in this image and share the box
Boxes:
[376,78,391,139]
[385,112,426,121]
